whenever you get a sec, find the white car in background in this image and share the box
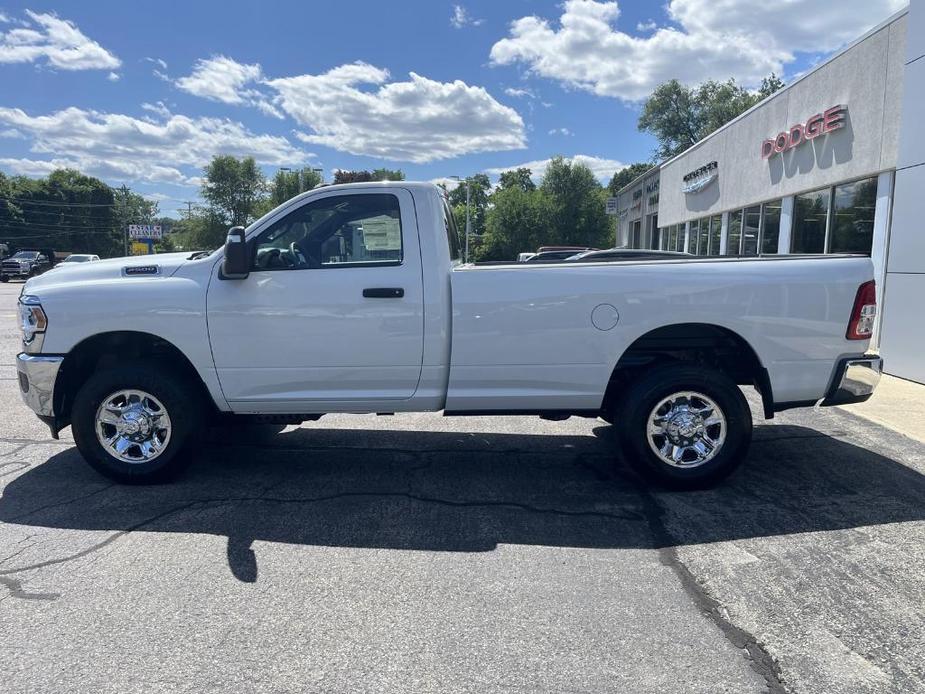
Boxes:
[61,254,101,264]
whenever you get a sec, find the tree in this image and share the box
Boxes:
[332,168,405,184]
[269,168,323,207]
[448,173,491,236]
[540,157,612,249]
[478,186,551,261]
[497,167,536,193]
[0,168,123,257]
[201,155,267,228]
[638,75,785,160]
[607,163,651,195]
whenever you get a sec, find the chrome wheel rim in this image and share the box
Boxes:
[95,389,172,464]
[647,391,726,468]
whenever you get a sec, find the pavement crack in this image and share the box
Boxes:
[633,481,788,694]
[201,490,647,523]
[5,483,117,523]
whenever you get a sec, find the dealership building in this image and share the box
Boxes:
[615,3,925,384]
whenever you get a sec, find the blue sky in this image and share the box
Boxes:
[0,0,906,216]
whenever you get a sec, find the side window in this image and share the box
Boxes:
[253,193,403,270]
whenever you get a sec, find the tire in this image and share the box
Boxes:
[613,364,752,490]
[71,363,202,484]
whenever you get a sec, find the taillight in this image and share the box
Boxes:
[846,280,876,340]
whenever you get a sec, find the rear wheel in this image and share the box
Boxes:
[613,364,752,489]
[72,364,202,483]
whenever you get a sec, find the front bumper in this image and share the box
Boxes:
[16,353,63,418]
[1,267,30,278]
[820,354,882,407]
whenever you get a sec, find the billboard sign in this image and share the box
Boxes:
[605,197,619,216]
[128,224,163,239]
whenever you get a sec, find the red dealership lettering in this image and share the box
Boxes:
[761,105,847,158]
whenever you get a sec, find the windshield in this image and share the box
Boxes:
[64,255,91,262]
[12,251,38,260]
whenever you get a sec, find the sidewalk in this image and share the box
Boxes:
[839,373,925,444]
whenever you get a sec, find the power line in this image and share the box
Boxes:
[0,196,122,208]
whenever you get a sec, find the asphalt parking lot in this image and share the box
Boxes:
[1,280,924,693]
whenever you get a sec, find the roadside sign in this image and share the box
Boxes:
[128,224,163,239]
[131,242,150,255]
[605,197,619,216]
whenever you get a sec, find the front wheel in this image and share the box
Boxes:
[613,365,752,489]
[71,364,202,484]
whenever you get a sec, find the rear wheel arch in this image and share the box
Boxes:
[602,322,773,418]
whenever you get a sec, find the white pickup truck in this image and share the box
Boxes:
[15,182,881,489]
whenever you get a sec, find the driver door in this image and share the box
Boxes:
[206,188,424,411]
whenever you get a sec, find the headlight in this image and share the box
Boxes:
[19,295,47,344]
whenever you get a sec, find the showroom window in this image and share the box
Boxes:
[709,215,722,256]
[726,210,742,255]
[761,200,782,254]
[697,217,710,256]
[742,206,761,256]
[688,219,700,254]
[830,177,877,253]
[792,188,831,254]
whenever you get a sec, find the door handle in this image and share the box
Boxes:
[363,287,404,298]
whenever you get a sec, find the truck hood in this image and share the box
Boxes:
[24,252,196,292]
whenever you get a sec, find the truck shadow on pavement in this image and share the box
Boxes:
[1,423,923,583]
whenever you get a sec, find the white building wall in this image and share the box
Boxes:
[657,11,907,227]
[879,0,925,383]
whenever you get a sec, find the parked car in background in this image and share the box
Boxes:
[1,249,54,282]
[564,248,694,263]
[523,249,594,263]
[15,182,881,490]
[0,243,9,260]
[60,254,101,264]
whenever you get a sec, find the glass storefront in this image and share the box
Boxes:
[726,210,742,255]
[792,188,830,253]
[655,178,877,257]
[830,178,876,253]
[761,201,782,254]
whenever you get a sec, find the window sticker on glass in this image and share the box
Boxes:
[361,216,402,252]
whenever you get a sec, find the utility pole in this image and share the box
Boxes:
[118,184,131,257]
[182,201,194,219]
[465,179,471,264]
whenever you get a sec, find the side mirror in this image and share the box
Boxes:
[222,226,251,280]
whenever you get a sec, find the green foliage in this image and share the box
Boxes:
[0,168,125,257]
[497,168,536,192]
[540,157,612,249]
[638,74,785,160]
[270,168,323,207]
[478,185,551,261]
[476,159,612,260]
[448,173,490,236]
[201,155,267,227]
[607,163,652,195]
[332,168,405,184]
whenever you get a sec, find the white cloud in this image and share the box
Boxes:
[636,20,657,32]
[548,127,572,136]
[0,12,10,23]
[0,106,310,186]
[451,5,483,29]
[490,0,906,100]
[486,154,625,183]
[0,127,23,138]
[175,55,283,118]
[107,71,119,81]
[0,10,120,71]
[266,62,526,163]
[504,87,536,98]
